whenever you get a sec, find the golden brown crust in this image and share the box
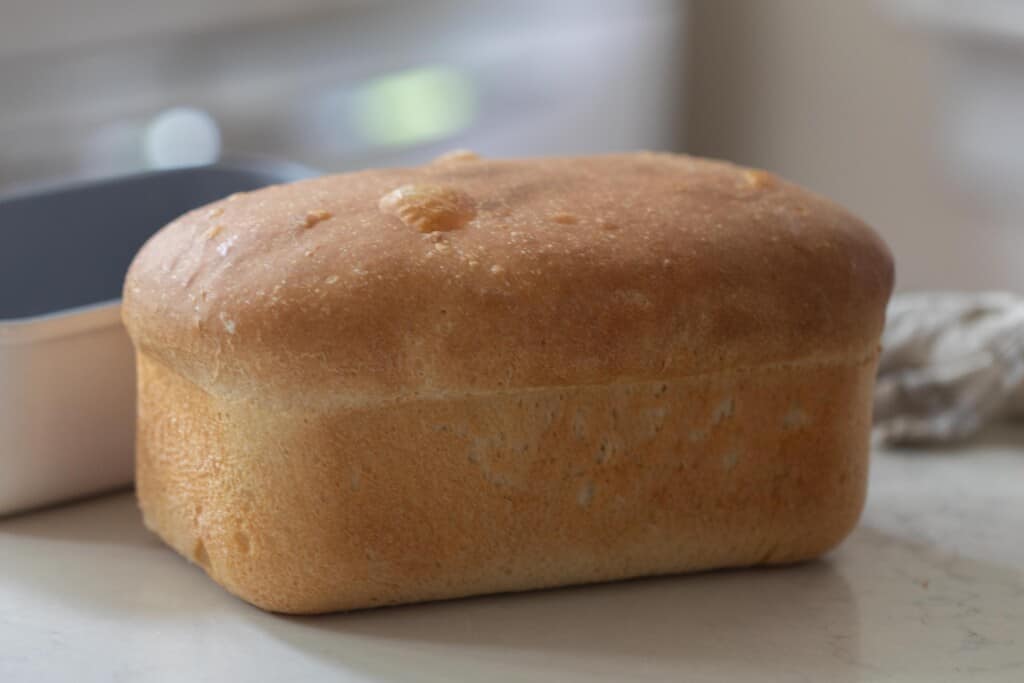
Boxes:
[127,152,892,613]
[122,153,893,406]
[135,349,877,614]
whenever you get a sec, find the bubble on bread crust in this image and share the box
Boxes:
[489,264,505,275]
[647,406,667,436]
[433,149,480,163]
[218,311,237,334]
[722,449,741,470]
[207,206,224,219]
[783,407,809,429]
[204,224,223,240]
[744,169,775,189]
[572,412,587,438]
[550,212,578,225]
[615,290,653,310]
[577,481,595,507]
[302,209,333,228]
[379,184,475,233]
[216,234,237,256]
[712,397,734,425]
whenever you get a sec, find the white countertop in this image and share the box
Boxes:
[2,428,1022,682]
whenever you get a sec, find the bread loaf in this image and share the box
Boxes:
[123,152,893,613]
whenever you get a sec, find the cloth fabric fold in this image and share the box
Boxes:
[873,291,1024,445]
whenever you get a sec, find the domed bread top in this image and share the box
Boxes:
[123,152,893,407]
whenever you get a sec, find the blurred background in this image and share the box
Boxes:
[1,0,1022,293]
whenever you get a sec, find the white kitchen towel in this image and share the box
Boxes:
[874,291,1024,445]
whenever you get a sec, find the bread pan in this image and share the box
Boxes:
[0,160,316,516]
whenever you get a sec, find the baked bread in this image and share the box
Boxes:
[123,152,893,614]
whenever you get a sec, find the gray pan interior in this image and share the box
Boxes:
[0,163,311,321]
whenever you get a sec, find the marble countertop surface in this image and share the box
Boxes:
[2,428,1022,682]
